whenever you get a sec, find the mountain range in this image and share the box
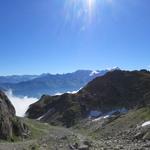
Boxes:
[0,69,117,97]
[1,69,150,149]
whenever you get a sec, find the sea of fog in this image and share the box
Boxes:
[5,90,38,117]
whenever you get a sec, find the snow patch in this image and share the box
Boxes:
[107,67,120,71]
[92,116,103,122]
[103,115,110,119]
[92,115,110,122]
[89,70,100,76]
[141,121,150,127]
[37,115,45,120]
[54,92,63,96]
[91,108,128,122]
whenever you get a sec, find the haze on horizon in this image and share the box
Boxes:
[0,0,150,75]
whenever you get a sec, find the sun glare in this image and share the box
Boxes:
[64,0,113,29]
[87,0,95,21]
[88,0,94,8]
[88,0,93,8]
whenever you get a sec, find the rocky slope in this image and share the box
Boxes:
[2,107,150,150]
[0,91,29,141]
[26,70,150,127]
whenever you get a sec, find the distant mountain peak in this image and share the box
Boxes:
[89,70,100,76]
[112,66,120,70]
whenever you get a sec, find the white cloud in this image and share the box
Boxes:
[5,90,38,117]
[54,92,64,96]
[54,88,82,96]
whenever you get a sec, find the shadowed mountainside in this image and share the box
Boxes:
[26,70,150,127]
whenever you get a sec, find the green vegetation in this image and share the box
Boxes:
[23,118,51,139]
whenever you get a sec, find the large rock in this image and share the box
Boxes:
[0,91,29,140]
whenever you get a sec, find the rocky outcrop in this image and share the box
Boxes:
[26,70,150,127]
[0,91,29,140]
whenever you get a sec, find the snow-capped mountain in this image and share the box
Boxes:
[89,70,101,76]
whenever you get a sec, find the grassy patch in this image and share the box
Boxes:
[24,118,51,139]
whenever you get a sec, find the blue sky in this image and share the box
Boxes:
[0,0,150,75]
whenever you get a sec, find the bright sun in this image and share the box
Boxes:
[87,0,95,10]
[88,0,92,7]
[87,0,95,21]
[64,0,113,27]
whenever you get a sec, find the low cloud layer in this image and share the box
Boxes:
[54,88,82,96]
[5,90,38,117]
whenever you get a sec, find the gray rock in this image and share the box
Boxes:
[0,91,30,140]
